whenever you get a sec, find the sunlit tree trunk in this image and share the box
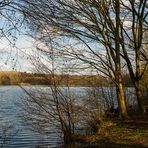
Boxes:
[115,0,128,118]
[19,0,130,118]
[116,74,128,118]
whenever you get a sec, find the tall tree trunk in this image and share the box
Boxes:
[116,64,128,119]
[135,80,145,114]
[115,0,128,119]
[133,0,145,115]
[135,41,145,114]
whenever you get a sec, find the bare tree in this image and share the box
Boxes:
[18,44,83,146]
[119,0,148,114]
[0,0,24,43]
[20,85,80,145]
[18,0,132,118]
[0,0,25,71]
[19,0,148,115]
[0,2,26,147]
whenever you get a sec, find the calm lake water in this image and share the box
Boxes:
[0,86,90,148]
[0,86,63,148]
[0,86,135,148]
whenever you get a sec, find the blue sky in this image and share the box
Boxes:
[0,4,35,72]
[0,33,35,72]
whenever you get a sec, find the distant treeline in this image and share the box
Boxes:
[0,71,133,86]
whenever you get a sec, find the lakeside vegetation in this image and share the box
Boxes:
[0,0,148,147]
[72,119,148,148]
[0,71,134,87]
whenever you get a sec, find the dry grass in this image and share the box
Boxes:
[72,118,148,148]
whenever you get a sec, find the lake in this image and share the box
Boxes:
[0,86,135,148]
[0,86,64,148]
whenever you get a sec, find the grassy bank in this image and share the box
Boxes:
[70,117,148,148]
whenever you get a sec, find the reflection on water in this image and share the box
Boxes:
[0,86,62,148]
[0,86,135,147]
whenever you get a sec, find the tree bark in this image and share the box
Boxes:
[135,80,145,114]
[116,75,128,118]
[115,0,128,119]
